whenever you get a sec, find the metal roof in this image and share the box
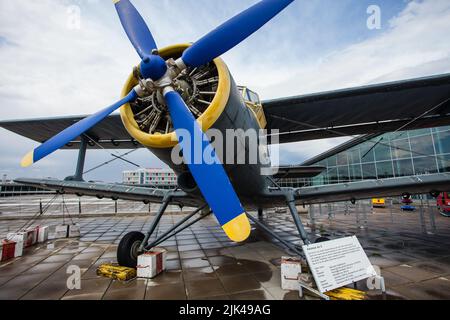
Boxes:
[263,73,450,144]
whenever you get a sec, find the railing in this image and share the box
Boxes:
[304,197,440,235]
[0,194,194,218]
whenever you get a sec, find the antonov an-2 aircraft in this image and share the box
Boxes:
[1,0,450,267]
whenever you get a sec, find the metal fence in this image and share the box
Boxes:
[0,194,194,218]
[304,197,441,235]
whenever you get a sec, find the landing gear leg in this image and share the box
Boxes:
[258,208,263,219]
[117,194,172,267]
[139,194,172,251]
[285,191,311,245]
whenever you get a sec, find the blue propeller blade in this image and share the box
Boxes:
[182,0,294,68]
[114,0,158,59]
[21,90,138,167]
[164,90,251,242]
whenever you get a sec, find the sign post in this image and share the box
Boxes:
[302,236,377,293]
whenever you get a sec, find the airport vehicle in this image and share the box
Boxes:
[400,194,415,211]
[402,195,413,205]
[437,192,450,217]
[401,205,416,211]
[1,1,450,266]
[372,198,386,208]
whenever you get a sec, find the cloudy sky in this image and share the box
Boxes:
[1,0,449,182]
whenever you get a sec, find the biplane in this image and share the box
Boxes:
[1,0,449,266]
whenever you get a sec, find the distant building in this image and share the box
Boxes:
[122,168,178,189]
[0,179,53,197]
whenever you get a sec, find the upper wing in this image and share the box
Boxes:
[0,114,141,149]
[14,178,201,208]
[292,173,450,205]
[264,73,450,144]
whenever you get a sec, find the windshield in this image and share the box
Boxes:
[247,89,260,104]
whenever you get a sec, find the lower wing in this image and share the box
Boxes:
[295,173,450,204]
[14,178,201,208]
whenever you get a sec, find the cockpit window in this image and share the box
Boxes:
[247,89,260,104]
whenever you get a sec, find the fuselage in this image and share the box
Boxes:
[147,78,274,209]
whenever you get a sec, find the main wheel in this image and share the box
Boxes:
[117,231,145,268]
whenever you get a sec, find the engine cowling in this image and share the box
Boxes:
[119,44,235,193]
[119,43,265,196]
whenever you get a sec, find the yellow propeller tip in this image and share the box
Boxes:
[222,213,251,242]
[21,151,33,167]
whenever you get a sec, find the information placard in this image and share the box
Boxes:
[302,236,376,293]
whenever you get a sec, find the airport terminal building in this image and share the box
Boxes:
[279,125,450,188]
[118,125,450,190]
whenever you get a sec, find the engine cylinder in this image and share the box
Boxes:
[119,43,231,151]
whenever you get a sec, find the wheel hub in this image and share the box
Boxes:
[130,240,142,259]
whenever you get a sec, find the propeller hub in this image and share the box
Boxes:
[139,54,167,81]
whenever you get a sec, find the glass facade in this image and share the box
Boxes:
[279,125,450,187]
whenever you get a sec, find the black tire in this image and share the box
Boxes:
[315,237,330,243]
[117,231,145,268]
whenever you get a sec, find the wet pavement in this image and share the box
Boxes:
[0,199,450,300]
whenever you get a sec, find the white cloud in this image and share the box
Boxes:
[265,0,450,161]
[0,0,137,119]
[260,0,450,98]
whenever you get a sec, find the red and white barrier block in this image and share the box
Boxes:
[137,248,167,278]
[281,256,303,291]
[7,232,27,246]
[7,225,49,248]
[6,234,25,258]
[13,239,23,258]
[37,226,49,243]
[29,227,38,245]
[0,239,23,262]
[54,224,80,239]
[0,241,13,262]
[1,225,52,263]
[23,229,35,247]
[68,224,80,238]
